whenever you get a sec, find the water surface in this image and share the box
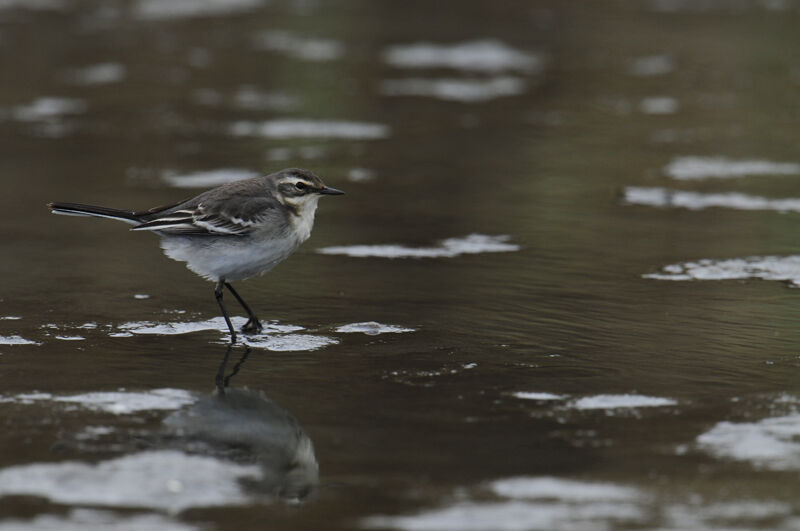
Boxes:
[1,1,799,529]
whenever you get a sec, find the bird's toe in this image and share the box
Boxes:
[241,319,263,334]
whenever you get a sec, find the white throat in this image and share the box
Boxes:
[287,195,320,242]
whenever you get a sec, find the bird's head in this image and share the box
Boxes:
[271,168,344,214]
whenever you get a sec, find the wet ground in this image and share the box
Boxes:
[1,0,800,529]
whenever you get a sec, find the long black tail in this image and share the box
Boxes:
[48,202,143,225]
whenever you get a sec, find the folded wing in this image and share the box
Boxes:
[132,196,282,236]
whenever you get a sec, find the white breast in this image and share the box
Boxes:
[290,197,320,243]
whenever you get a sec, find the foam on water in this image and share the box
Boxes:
[0,392,53,404]
[569,394,677,410]
[629,54,676,76]
[644,255,800,286]
[0,388,196,414]
[639,96,679,115]
[241,333,338,351]
[117,317,336,351]
[65,63,126,85]
[318,234,520,259]
[253,30,345,61]
[0,450,261,513]
[0,509,201,531]
[0,0,65,10]
[380,77,526,102]
[336,322,416,335]
[490,477,641,502]
[232,86,297,111]
[118,317,300,336]
[663,156,800,180]
[134,0,266,20]
[696,413,800,470]
[229,119,390,140]
[383,40,543,74]
[0,334,41,346]
[161,168,259,188]
[75,426,115,440]
[623,186,800,213]
[362,477,646,531]
[511,391,566,401]
[347,168,376,182]
[12,97,87,122]
[362,474,799,531]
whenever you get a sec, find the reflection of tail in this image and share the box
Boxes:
[48,202,143,225]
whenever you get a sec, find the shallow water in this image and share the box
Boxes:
[1,0,800,529]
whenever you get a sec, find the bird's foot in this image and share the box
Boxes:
[241,318,263,334]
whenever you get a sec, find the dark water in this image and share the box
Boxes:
[1,1,800,529]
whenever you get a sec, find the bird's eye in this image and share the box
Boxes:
[295,181,307,190]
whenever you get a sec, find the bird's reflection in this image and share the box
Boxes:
[163,345,319,502]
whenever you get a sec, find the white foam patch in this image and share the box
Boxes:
[629,54,675,76]
[55,335,85,341]
[644,255,800,286]
[161,168,259,188]
[0,508,201,531]
[383,40,543,74]
[318,234,520,259]
[232,86,297,111]
[363,477,646,531]
[134,0,266,20]
[0,0,65,10]
[696,414,800,471]
[363,475,799,531]
[336,322,416,335]
[117,316,300,336]
[380,77,526,102]
[364,500,646,531]
[117,317,335,351]
[639,96,679,115]
[623,186,800,213]
[0,388,197,414]
[664,156,800,180]
[241,334,338,351]
[229,119,390,140]
[54,389,196,414]
[12,97,87,122]
[490,477,641,502]
[0,451,261,513]
[75,426,115,440]
[0,316,21,320]
[511,391,566,401]
[253,30,345,61]
[347,167,376,182]
[65,63,126,85]
[569,394,677,410]
[0,335,41,346]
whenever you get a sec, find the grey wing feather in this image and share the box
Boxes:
[132,196,283,236]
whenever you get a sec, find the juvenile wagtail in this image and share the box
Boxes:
[49,168,344,344]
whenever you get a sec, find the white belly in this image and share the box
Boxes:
[160,233,301,282]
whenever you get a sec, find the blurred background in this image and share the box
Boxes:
[1,0,800,529]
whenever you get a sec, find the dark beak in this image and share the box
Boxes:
[319,186,345,195]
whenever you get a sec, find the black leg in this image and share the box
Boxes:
[214,280,237,344]
[224,282,263,334]
[215,345,251,393]
[215,344,234,393]
[224,346,251,388]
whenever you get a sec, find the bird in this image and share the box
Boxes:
[48,168,343,344]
